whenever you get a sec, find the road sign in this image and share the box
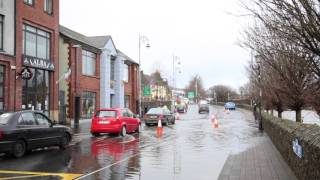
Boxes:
[187,92,195,98]
[143,86,151,96]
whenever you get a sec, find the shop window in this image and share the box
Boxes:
[82,50,96,76]
[23,24,50,60]
[22,68,50,114]
[82,91,96,118]
[125,95,130,108]
[44,0,53,15]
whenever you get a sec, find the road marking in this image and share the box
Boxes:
[75,137,176,179]
[0,170,82,180]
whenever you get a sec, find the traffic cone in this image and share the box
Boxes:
[157,118,163,137]
[211,114,219,128]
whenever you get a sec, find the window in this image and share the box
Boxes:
[95,110,116,118]
[23,24,51,60]
[0,15,3,50]
[0,113,13,125]
[0,65,4,111]
[123,64,129,82]
[82,50,96,76]
[24,0,34,6]
[82,91,96,118]
[19,112,36,125]
[110,94,115,107]
[127,109,133,118]
[44,0,53,15]
[35,113,50,126]
[125,95,130,108]
[111,60,115,80]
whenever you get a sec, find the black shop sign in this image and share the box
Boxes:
[23,55,55,71]
[20,68,33,80]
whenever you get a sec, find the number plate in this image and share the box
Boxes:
[149,116,157,119]
[98,121,110,124]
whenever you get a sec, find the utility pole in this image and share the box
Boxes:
[195,76,198,103]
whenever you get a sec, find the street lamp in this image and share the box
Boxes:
[172,55,181,112]
[138,33,150,116]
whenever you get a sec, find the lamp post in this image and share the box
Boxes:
[172,55,181,112]
[138,33,150,116]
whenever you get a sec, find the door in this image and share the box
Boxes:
[59,91,67,125]
[17,112,42,149]
[34,112,60,146]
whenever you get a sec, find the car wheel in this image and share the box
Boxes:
[136,124,141,133]
[59,133,71,150]
[91,132,100,137]
[120,126,127,137]
[172,119,175,124]
[145,122,151,126]
[12,140,26,158]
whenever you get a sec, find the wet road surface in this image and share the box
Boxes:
[0,105,261,180]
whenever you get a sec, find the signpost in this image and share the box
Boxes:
[143,86,151,96]
[187,92,195,99]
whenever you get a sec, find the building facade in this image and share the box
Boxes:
[59,25,101,122]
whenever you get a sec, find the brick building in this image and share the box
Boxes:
[59,25,101,122]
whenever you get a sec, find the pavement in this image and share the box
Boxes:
[0,105,298,180]
[218,109,298,180]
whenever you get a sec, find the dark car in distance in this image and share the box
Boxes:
[198,100,210,114]
[0,111,72,158]
[144,108,175,126]
[225,102,236,110]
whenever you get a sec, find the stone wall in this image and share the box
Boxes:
[262,113,320,180]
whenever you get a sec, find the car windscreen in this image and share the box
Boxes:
[0,113,13,125]
[95,110,117,118]
[147,108,163,115]
[199,100,208,105]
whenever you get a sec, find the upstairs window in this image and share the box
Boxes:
[24,0,34,6]
[44,0,53,15]
[123,64,129,82]
[82,50,96,76]
[111,60,115,81]
[0,15,3,50]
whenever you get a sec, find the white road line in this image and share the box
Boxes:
[75,137,176,180]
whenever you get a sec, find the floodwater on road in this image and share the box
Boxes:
[0,105,261,180]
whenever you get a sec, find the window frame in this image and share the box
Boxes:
[34,113,51,126]
[82,50,96,76]
[111,60,115,81]
[44,0,53,15]
[123,64,129,82]
[18,112,37,126]
[0,15,3,51]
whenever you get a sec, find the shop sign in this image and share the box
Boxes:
[23,55,55,71]
[143,86,151,96]
[292,138,303,159]
[20,68,33,80]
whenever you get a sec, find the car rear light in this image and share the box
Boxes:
[0,129,3,140]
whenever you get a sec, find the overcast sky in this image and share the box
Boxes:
[60,0,251,90]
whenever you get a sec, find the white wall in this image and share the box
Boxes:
[0,0,15,55]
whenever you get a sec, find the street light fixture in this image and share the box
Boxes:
[138,33,150,116]
[255,55,263,131]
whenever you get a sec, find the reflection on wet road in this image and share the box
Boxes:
[0,105,259,180]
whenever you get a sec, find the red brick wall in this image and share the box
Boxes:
[124,63,139,113]
[15,0,60,116]
[0,54,16,112]
[67,44,100,118]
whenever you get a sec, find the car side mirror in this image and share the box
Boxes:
[51,120,57,127]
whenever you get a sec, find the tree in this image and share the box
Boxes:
[208,85,238,102]
[185,75,206,101]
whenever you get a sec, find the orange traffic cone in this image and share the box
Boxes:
[157,118,163,137]
[211,114,219,128]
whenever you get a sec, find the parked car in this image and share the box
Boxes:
[225,102,236,110]
[198,100,210,113]
[91,108,141,137]
[0,111,72,158]
[144,108,175,126]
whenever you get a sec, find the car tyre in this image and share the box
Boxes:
[91,132,100,137]
[59,133,71,150]
[172,119,175,124]
[120,126,127,137]
[145,122,151,126]
[12,140,26,158]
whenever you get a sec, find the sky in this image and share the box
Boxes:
[60,0,251,90]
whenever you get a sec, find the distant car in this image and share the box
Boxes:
[225,102,236,110]
[144,108,175,126]
[91,108,141,137]
[176,103,187,113]
[198,100,210,113]
[0,111,72,158]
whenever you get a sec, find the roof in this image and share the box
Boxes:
[87,36,111,48]
[59,25,101,50]
[117,49,139,65]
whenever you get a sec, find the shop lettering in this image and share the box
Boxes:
[23,56,55,71]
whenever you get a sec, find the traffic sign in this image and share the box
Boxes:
[143,86,151,96]
[187,92,195,98]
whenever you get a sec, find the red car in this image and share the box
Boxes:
[90,108,141,137]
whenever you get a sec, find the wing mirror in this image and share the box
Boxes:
[51,120,57,127]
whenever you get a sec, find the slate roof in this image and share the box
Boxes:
[117,49,139,65]
[87,36,112,48]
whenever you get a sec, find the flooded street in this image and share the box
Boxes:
[0,105,260,180]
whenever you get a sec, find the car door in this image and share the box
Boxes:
[163,109,171,123]
[17,112,42,149]
[34,113,60,146]
[126,109,136,132]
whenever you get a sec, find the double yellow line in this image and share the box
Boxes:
[0,170,82,180]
